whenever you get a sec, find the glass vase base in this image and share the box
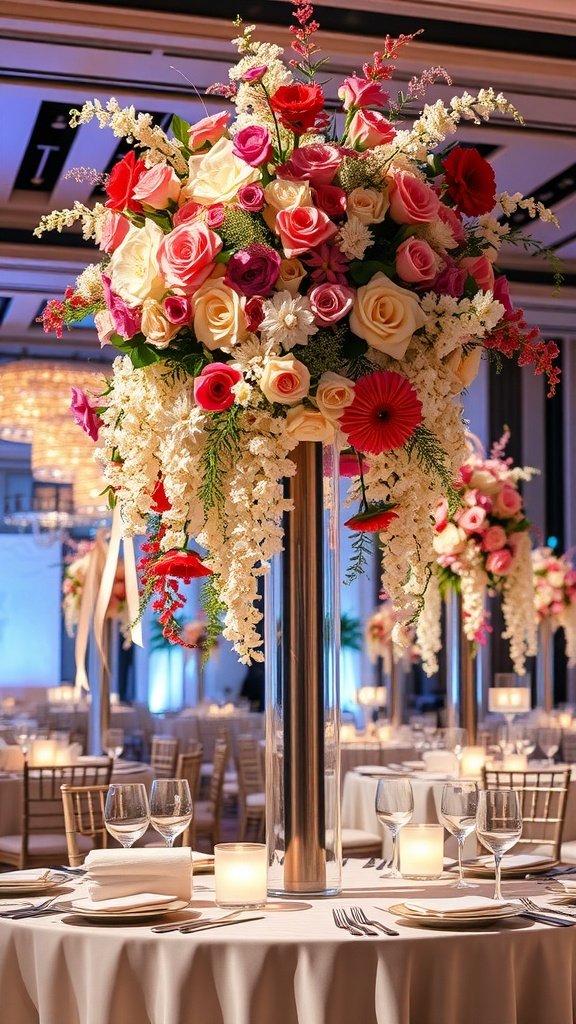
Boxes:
[267,885,342,899]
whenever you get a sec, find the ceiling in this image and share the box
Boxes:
[0,0,574,469]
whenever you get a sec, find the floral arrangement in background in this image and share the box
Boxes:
[532,546,576,666]
[62,540,130,643]
[365,602,419,674]
[418,431,537,676]
[37,1,560,663]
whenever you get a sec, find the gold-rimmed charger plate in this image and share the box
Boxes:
[0,871,69,896]
[459,857,559,878]
[67,898,190,922]
[389,902,522,929]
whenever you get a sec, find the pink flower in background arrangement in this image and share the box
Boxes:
[70,386,103,441]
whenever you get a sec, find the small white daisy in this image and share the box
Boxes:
[337,215,374,260]
[259,291,318,351]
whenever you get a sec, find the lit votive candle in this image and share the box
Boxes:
[29,739,58,766]
[340,724,357,743]
[460,746,486,778]
[214,843,267,908]
[502,753,528,771]
[399,825,444,879]
[558,712,572,729]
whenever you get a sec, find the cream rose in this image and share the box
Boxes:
[192,280,247,351]
[275,258,307,295]
[263,179,313,232]
[446,346,482,391]
[469,469,501,495]
[260,355,310,405]
[108,220,165,305]
[433,523,467,556]
[347,186,389,225]
[182,137,260,206]
[315,371,355,421]
[286,405,335,443]
[349,272,427,359]
[141,299,180,349]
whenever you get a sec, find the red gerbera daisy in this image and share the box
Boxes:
[344,503,399,532]
[152,549,212,582]
[339,371,423,455]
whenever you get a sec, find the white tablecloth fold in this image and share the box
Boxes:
[84,847,193,902]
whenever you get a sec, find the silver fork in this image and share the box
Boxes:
[1,895,63,919]
[518,896,576,919]
[350,905,399,936]
[332,907,364,936]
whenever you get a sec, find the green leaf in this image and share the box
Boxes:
[141,208,173,233]
[129,342,162,368]
[349,260,394,285]
[170,114,191,147]
[463,273,480,299]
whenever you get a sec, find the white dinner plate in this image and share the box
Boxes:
[389,902,522,929]
[0,871,69,896]
[353,765,406,777]
[460,856,558,878]
[402,761,426,770]
[68,898,190,922]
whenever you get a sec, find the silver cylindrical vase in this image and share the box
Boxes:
[444,590,478,743]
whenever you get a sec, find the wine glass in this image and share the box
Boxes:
[444,727,468,774]
[375,778,414,878]
[511,724,537,758]
[104,783,150,849]
[537,727,561,765]
[149,779,193,848]
[104,728,124,761]
[15,720,37,758]
[440,781,479,889]
[476,789,522,900]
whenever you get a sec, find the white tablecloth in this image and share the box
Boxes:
[340,743,416,779]
[0,861,575,1024]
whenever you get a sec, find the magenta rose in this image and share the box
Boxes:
[158,223,222,295]
[277,207,338,259]
[493,275,514,314]
[338,76,388,111]
[163,295,192,325]
[438,204,466,246]
[101,274,141,339]
[308,282,354,326]
[241,64,268,83]
[389,172,440,225]
[224,244,281,297]
[277,144,342,186]
[492,485,522,518]
[206,204,225,229]
[132,163,180,209]
[193,362,242,412]
[348,110,396,149]
[459,255,495,292]
[188,111,230,151]
[70,386,103,441]
[458,505,487,534]
[237,183,265,212]
[232,125,272,167]
[395,238,441,284]
[173,201,203,227]
[99,212,130,254]
[486,547,514,576]
[482,524,507,552]
[314,184,347,219]
[433,263,467,298]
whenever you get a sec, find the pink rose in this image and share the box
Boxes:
[313,184,347,219]
[240,64,268,83]
[193,362,242,412]
[99,212,130,253]
[493,275,514,314]
[459,255,495,292]
[277,144,342,186]
[232,125,272,167]
[482,525,507,552]
[348,110,396,149]
[308,283,354,326]
[132,163,181,209]
[486,547,514,576]
[458,505,487,534]
[188,111,230,151]
[389,172,440,225]
[492,485,522,518]
[437,204,466,246]
[206,204,225,229]
[434,497,449,531]
[163,295,192,325]
[173,201,202,227]
[432,263,467,298]
[70,386,103,441]
[338,76,388,111]
[276,207,337,258]
[101,274,141,339]
[237,183,265,212]
[158,223,222,295]
[395,238,441,284]
[94,310,115,347]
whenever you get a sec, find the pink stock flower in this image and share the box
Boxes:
[389,171,440,225]
[338,76,389,111]
[482,525,508,552]
[276,206,337,259]
[305,242,349,284]
[188,111,230,150]
[70,386,103,441]
[193,362,242,411]
[348,110,396,149]
[278,144,342,186]
[308,282,354,326]
[486,547,514,576]
[237,183,265,212]
[232,125,272,167]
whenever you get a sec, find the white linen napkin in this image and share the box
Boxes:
[0,869,52,888]
[85,847,193,902]
[553,879,576,893]
[404,896,511,916]
[72,892,180,914]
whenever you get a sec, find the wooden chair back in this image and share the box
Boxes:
[150,736,179,778]
[208,737,229,807]
[176,751,203,804]
[482,767,571,860]
[61,783,110,866]
[237,736,264,796]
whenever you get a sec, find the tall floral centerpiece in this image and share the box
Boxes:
[532,546,576,710]
[365,603,418,726]
[63,540,131,643]
[38,2,559,893]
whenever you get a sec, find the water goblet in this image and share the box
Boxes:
[476,789,522,900]
[537,727,561,765]
[104,783,150,849]
[444,727,468,774]
[149,779,193,848]
[104,728,124,761]
[375,777,414,878]
[440,781,479,889]
[511,724,537,758]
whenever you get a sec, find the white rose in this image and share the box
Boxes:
[548,570,565,588]
[347,186,389,225]
[315,371,355,421]
[141,299,180,349]
[108,220,165,305]
[285,405,335,443]
[263,179,313,232]
[182,137,260,205]
[192,280,247,351]
[260,355,310,405]
[349,272,427,359]
[432,523,467,555]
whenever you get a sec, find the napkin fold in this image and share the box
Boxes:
[72,892,179,914]
[404,896,510,916]
[84,847,193,902]
[553,879,576,893]
[0,869,51,887]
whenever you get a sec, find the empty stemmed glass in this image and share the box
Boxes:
[375,778,414,878]
[440,781,479,888]
[537,727,561,765]
[444,728,468,775]
[149,779,193,848]
[104,783,150,849]
[104,728,124,761]
[476,789,522,900]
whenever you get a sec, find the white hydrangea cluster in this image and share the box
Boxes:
[414,573,442,676]
[501,532,538,674]
[420,291,505,359]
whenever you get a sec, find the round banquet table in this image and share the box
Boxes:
[340,742,416,780]
[1,861,575,1024]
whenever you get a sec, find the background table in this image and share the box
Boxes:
[1,861,575,1024]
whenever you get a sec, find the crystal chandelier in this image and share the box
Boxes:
[0,360,103,442]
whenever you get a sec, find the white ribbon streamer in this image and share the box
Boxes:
[74,530,108,690]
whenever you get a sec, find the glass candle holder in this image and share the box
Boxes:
[214,843,267,908]
[399,824,444,879]
[460,746,486,778]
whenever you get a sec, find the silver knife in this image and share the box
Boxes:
[179,916,265,934]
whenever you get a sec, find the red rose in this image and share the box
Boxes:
[193,362,242,412]
[105,151,147,214]
[441,147,496,217]
[269,83,326,135]
[344,503,399,532]
[153,549,212,581]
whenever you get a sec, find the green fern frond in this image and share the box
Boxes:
[343,530,372,586]
[405,424,461,516]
